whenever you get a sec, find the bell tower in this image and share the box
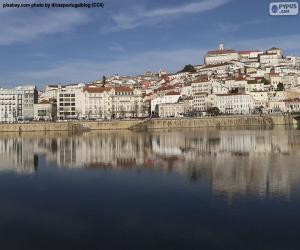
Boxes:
[219,43,224,50]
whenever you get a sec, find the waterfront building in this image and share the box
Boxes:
[0,85,38,122]
[158,100,184,118]
[215,94,254,115]
[33,101,57,121]
[83,85,144,119]
[151,92,181,115]
[57,87,84,120]
[192,92,208,112]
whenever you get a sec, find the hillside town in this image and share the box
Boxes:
[1,43,300,122]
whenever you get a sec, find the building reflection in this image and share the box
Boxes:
[0,129,300,199]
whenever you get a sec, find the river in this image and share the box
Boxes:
[0,128,300,250]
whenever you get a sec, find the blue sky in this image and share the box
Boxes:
[0,0,299,88]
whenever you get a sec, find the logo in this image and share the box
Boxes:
[271,4,279,13]
[269,2,298,15]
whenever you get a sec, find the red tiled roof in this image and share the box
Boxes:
[84,86,112,93]
[114,86,133,92]
[207,49,236,55]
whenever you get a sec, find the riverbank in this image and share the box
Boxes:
[0,115,297,133]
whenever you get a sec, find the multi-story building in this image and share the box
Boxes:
[192,92,208,112]
[57,87,84,120]
[151,92,181,115]
[191,79,211,95]
[204,43,239,65]
[83,85,144,119]
[158,101,184,118]
[238,50,263,62]
[0,85,37,122]
[286,56,300,67]
[259,47,283,67]
[215,94,254,115]
[245,80,265,93]
[33,101,57,121]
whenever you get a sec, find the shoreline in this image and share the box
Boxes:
[0,115,298,133]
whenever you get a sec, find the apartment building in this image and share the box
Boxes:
[0,85,37,122]
[57,87,84,120]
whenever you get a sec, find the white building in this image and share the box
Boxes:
[151,92,181,114]
[192,92,208,112]
[259,47,283,67]
[158,101,184,118]
[286,56,300,67]
[239,50,263,62]
[191,79,211,95]
[215,94,254,115]
[249,91,269,108]
[83,85,144,119]
[0,85,37,122]
[245,81,265,93]
[204,43,239,65]
[57,87,84,120]
[33,102,57,121]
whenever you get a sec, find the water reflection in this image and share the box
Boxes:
[1,129,300,199]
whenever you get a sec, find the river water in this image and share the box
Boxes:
[0,128,300,250]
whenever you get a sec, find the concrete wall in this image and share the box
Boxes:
[0,120,142,133]
[130,115,298,131]
[0,115,297,133]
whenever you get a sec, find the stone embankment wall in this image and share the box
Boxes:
[0,115,297,133]
[0,120,141,133]
[130,115,298,131]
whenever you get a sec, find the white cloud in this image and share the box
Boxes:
[14,48,206,86]
[0,9,90,45]
[102,0,232,33]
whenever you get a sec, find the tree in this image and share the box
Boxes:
[102,75,106,85]
[277,82,284,91]
[207,107,220,116]
[179,64,196,73]
[261,78,270,85]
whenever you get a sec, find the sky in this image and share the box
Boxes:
[0,0,299,88]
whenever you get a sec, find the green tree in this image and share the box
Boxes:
[179,64,196,73]
[207,107,220,116]
[277,82,284,91]
[261,78,270,85]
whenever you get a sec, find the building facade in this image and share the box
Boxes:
[0,85,37,122]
